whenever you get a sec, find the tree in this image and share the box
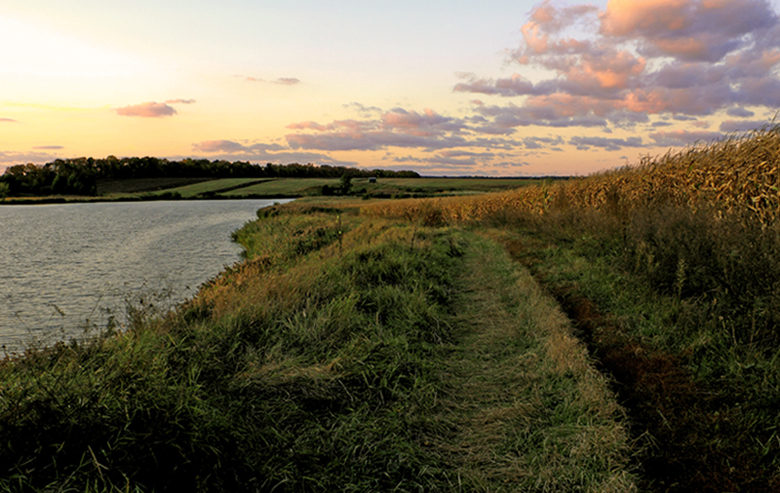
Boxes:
[339,173,353,195]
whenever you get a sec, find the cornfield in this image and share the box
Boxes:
[363,123,780,224]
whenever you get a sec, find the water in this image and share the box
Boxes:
[0,199,291,352]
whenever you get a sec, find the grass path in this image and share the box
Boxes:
[430,233,636,492]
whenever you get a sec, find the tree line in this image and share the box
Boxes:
[0,157,419,197]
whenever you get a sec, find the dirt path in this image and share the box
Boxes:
[429,233,636,492]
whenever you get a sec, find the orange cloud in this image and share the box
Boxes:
[600,0,690,37]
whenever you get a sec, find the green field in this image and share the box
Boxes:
[149,178,271,198]
[96,177,213,195]
[222,177,339,196]
[225,176,541,198]
[2,176,543,203]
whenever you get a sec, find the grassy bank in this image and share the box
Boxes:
[0,203,632,491]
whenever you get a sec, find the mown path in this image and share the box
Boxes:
[428,233,636,492]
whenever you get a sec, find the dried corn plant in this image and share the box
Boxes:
[362,123,780,225]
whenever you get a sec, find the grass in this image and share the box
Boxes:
[353,126,780,491]
[0,202,633,492]
[488,210,780,492]
[149,178,271,198]
[95,177,214,195]
[1,177,542,204]
[222,178,339,197]
[6,127,778,490]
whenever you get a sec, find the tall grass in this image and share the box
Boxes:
[0,208,463,491]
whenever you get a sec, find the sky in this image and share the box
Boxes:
[2,0,780,176]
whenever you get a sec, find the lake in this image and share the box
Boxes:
[0,199,290,352]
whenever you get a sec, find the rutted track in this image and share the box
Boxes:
[502,237,776,493]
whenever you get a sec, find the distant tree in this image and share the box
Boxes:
[339,173,353,195]
[0,181,8,201]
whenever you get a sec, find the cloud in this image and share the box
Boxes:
[343,102,382,116]
[649,129,724,146]
[454,73,539,97]
[726,107,755,118]
[719,119,773,133]
[0,118,17,123]
[599,0,777,62]
[32,145,64,150]
[285,108,476,152]
[192,140,286,153]
[569,135,644,151]
[274,77,300,85]
[116,102,177,118]
[165,99,196,104]
[0,150,63,169]
[454,0,780,130]
[245,76,301,85]
[189,140,345,165]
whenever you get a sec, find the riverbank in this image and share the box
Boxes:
[0,200,634,491]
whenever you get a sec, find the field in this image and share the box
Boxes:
[221,177,339,197]
[1,177,541,203]
[2,125,779,492]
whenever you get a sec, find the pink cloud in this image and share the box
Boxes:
[116,102,177,118]
[0,118,17,123]
[165,99,196,104]
[455,0,780,131]
[286,121,328,131]
[599,0,776,62]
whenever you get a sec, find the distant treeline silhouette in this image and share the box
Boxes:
[0,157,419,196]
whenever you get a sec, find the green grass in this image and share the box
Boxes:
[222,178,339,197]
[225,177,540,198]
[488,207,780,492]
[146,178,270,198]
[0,201,633,492]
[96,177,213,195]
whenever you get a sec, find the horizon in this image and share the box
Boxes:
[3,0,780,177]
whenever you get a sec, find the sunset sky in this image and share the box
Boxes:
[2,0,780,176]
